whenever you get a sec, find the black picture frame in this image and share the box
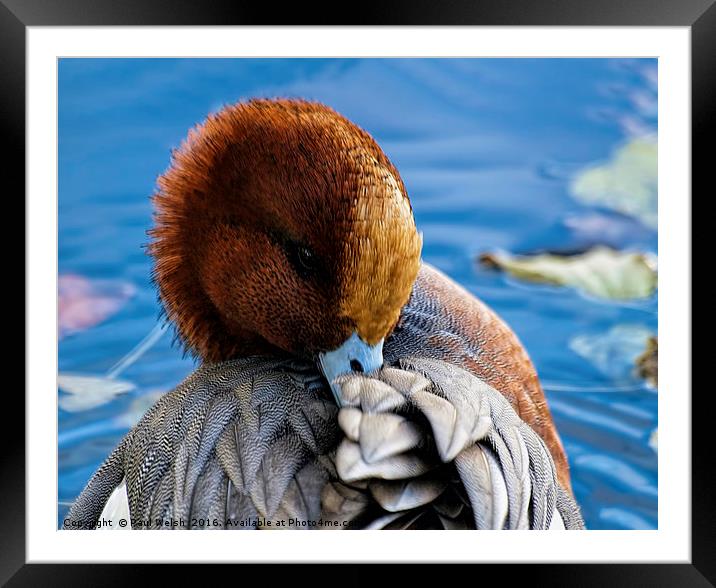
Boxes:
[7,0,707,584]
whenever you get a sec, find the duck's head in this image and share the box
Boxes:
[149,99,422,399]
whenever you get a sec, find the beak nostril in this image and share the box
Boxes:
[349,359,364,373]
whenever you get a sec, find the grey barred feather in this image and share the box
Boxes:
[356,412,422,463]
[335,439,436,482]
[369,478,448,512]
[65,356,584,530]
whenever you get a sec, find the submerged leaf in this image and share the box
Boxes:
[569,324,655,383]
[563,211,655,249]
[58,373,136,412]
[58,274,135,339]
[116,388,167,427]
[569,136,657,229]
[480,246,656,300]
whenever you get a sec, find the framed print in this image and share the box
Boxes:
[8,0,709,584]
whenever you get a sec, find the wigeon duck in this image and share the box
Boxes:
[66,99,583,530]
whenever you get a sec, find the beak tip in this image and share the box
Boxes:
[318,332,385,406]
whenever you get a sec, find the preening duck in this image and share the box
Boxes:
[67,99,583,530]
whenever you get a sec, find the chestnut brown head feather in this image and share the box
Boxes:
[148,99,422,362]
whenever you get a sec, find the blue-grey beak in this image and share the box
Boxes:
[318,332,384,406]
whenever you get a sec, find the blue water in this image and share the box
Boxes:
[58,58,658,530]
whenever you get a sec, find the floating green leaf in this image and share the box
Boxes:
[570,136,657,229]
[480,246,656,300]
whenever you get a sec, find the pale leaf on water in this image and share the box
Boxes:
[480,246,656,300]
[58,373,136,413]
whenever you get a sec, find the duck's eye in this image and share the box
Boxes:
[296,246,317,271]
[285,241,319,278]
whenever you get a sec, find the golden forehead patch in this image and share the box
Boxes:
[339,161,422,344]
